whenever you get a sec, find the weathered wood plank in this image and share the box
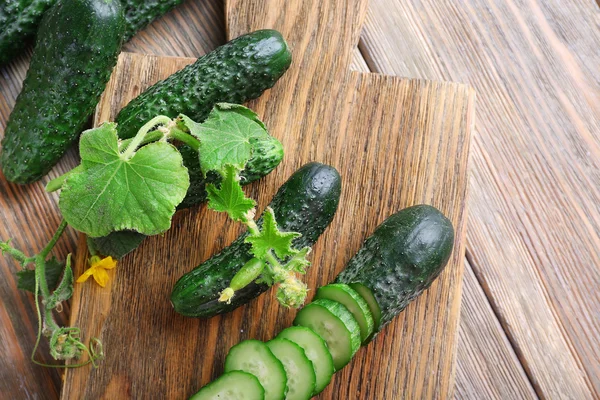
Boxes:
[359,0,600,398]
[455,260,538,399]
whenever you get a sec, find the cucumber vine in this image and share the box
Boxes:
[1,103,311,367]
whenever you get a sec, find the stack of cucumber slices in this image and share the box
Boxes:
[191,283,378,400]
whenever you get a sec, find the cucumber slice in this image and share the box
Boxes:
[277,327,334,395]
[293,299,361,370]
[190,370,265,400]
[349,283,382,331]
[314,284,374,343]
[224,340,287,400]
[266,338,316,400]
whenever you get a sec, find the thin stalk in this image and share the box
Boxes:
[121,115,172,159]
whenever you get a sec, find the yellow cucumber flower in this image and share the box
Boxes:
[76,255,117,287]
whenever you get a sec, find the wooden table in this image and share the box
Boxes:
[1,0,598,399]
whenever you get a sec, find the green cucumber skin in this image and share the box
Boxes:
[91,136,284,259]
[0,0,125,184]
[336,205,455,332]
[0,0,183,66]
[171,162,341,318]
[115,29,292,140]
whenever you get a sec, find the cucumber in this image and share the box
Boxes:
[224,340,287,400]
[349,283,382,334]
[91,135,284,259]
[0,0,184,66]
[115,29,292,140]
[336,205,454,332]
[171,162,341,318]
[0,0,125,184]
[266,338,316,400]
[277,327,334,395]
[189,370,265,400]
[293,299,361,371]
[314,283,374,343]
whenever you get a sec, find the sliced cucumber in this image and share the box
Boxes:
[266,338,316,400]
[190,370,265,400]
[277,327,334,395]
[224,340,287,400]
[349,283,382,332]
[314,284,374,343]
[293,299,361,370]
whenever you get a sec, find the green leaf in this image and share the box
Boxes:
[46,255,74,309]
[91,231,147,260]
[284,247,312,274]
[206,164,256,222]
[58,123,190,238]
[17,257,64,293]
[180,103,270,175]
[245,207,301,259]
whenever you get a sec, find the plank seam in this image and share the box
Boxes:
[465,249,543,400]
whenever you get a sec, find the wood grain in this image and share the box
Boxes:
[358,0,600,398]
[60,0,473,396]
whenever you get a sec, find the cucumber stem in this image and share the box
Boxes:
[121,115,173,159]
[45,165,84,193]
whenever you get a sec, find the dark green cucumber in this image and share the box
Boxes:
[115,29,292,140]
[0,0,125,184]
[92,135,284,259]
[0,0,184,66]
[171,162,341,318]
[336,205,455,332]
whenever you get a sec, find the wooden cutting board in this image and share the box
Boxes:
[61,0,474,398]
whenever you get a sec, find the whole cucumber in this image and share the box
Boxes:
[0,0,184,66]
[170,162,342,318]
[115,29,292,140]
[0,0,125,184]
[336,205,455,332]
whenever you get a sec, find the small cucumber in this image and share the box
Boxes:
[336,205,454,333]
[224,340,287,400]
[293,299,361,371]
[266,338,316,400]
[115,29,292,140]
[314,283,374,343]
[0,0,125,183]
[189,370,265,400]
[170,163,341,318]
[277,327,334,395]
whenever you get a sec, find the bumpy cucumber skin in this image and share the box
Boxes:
[0,0,54,65]
[336,205,455,332]
[115,29,292,140]
[0,0,125,184]
[0,0,183,66]
[171,162,342,318]
[121,0,184,40]
[92,137,284,259]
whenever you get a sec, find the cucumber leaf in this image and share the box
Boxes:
[179,103,270,175]
[59,123,190,238]
[91,231,147,260]
[246,208,301,259]
[206,164,256,222]
[17,257,64,293]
